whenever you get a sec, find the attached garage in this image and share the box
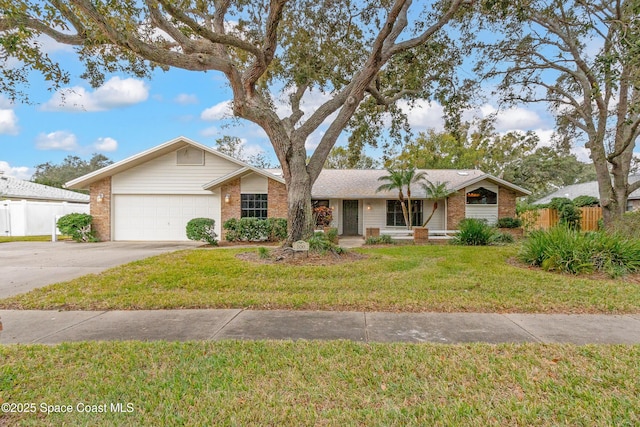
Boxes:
[113,194,218,241]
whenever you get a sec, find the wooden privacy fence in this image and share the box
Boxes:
[520,207,602,231]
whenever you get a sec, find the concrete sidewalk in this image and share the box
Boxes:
[2,309,640,345]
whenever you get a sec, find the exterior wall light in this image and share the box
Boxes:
[225,193,231,203]
[97,193,104,203]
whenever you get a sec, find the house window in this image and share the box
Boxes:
[241,194,268,219]
[386,200,423,227]
[176,147,204,165]
[312,200,330,208]
[466,187,497,205]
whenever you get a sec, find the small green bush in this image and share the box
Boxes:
[365,235,394,245]
[549,197,581,230]
[496,217,522,229]
[519,226,640,277]
[186,218,218,245]
[573,195,600,207]
[223,217,287,242]
[609,210,640,240]
[491,232,515,245]
[451,219,496,246]
[308,232,344,255]
[257,246,271,259]
[324,227,339,244]
[57,213,98,242]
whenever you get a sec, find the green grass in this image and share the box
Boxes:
[0,235,69,243]
[1,245,639,313]
[0,341,638,426]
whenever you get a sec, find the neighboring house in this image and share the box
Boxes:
[534,175,640,211]
[0,172,90,236]
[66,136,530,241]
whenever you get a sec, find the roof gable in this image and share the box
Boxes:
[65,136,277,190]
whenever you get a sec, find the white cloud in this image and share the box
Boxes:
[572,146,592,162]
[200,126,220,137]
[174,93,198,105]
[42,77,149,112]
[93,137,118,152]
[201,100,233,121]
[400,100,446,132]
[36,131,78,151]
[0,161,32,180]
[0,110,19,135]
[0,95,14,109]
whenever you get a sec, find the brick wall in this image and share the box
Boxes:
[498,187,517,219]
[220,178,241,240]
[219,178,289,240]
[446,190,466,229]
[89,177,111,241]
[268,179,288,219]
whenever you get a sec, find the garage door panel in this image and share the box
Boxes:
[113,195,219,241]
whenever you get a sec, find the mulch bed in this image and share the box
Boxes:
[236,247,368,266]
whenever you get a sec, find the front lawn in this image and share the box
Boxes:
[1,245,639,313]
[0,341,638,426]
[0,235,68,243]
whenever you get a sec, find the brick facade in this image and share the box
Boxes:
[219,177,289,239]
[268,179,288,219]
[446,190,466,230]
[220,178,242,240]
[89,177,112,241]
[498,187,517,219]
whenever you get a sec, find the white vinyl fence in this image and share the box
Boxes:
[0,200,90,237]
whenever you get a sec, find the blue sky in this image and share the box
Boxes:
[0,31,578,181]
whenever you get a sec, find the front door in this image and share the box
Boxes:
[342,200,359,235]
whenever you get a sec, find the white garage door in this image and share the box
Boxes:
[113,195,219,241]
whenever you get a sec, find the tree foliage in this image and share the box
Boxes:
[0,0,473,243]
[394,125,596,200]
[324,146,380,169]
[32,153,113,190]
[215,136,272,168]
[475,0,640,225]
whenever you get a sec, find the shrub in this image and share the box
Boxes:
[573,195,600,207]
[324,227,339,244]
[549,197,581,230]
[223,217,287,242]
[365,235,393,245]
[313,206,333,228]
[308,231,344,255]
[491,232,515,245]
[519,226,640,278]
[609,210,640,240]
[496,217,522,229]
[257,246,271,259]
[267,218,288,242]
[186,218,218,245]
[57,213,98,242]
[451,219,496,246]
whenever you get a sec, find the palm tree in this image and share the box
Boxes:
[376,168,410,228]
[421,180,454,227]
[403,168,427,228]
[377,167,427,229]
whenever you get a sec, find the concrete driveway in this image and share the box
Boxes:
[0,241,201,298]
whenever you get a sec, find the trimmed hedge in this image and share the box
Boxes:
[223,218,287,242]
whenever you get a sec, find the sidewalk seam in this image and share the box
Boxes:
[32,311,109,343]
[363,312,369,343]
[500,314,543,343]
[209,309,244,340]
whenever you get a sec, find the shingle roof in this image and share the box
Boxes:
[0,175,90,203]
[535,175,640,204]
[266,169,530,198]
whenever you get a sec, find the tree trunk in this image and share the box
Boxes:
[285,173,314,244]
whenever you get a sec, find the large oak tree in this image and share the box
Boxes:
[476,0,640,225]
[0,0,472,242]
